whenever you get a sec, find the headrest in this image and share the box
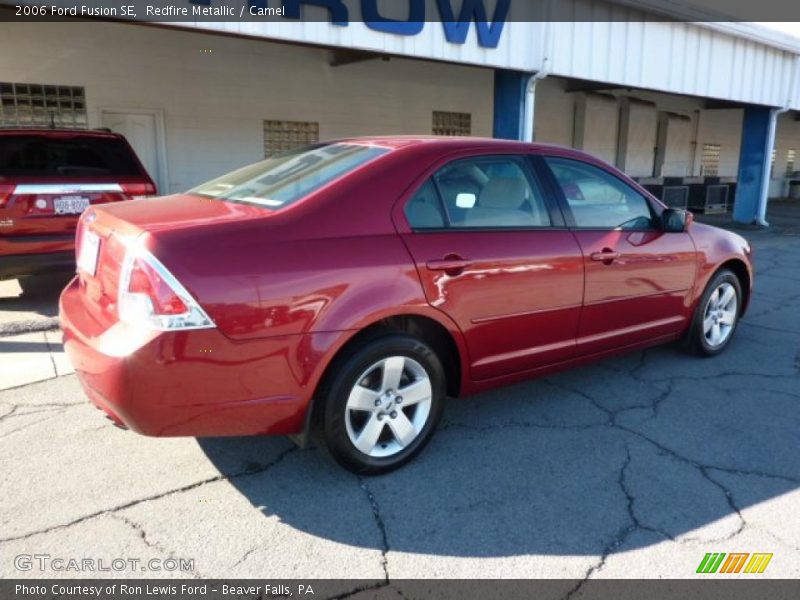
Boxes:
[478,177,527,209]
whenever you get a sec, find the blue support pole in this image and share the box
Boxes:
[493,69,531,140]
[734,107,775,225]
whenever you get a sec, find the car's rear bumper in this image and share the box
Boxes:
[0,248,75,280]
[59,278,325,438]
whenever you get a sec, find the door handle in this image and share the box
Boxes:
[426,256,472,276]
[590,249,620,264]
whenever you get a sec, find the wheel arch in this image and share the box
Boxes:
[718,258,752,314]
[293,311,467,448]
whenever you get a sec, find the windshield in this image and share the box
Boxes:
[189,143,389,208]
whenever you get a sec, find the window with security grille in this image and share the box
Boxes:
[432,111,472,136]
[0,82,87,128]
[263,120,319,158]
[700,143,721,177]
[786,149,796,177]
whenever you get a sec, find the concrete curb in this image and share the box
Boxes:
[0,317,60,338]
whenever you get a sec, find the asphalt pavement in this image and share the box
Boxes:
[1,225,798,586]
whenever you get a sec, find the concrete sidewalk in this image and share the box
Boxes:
[0,329,73,391]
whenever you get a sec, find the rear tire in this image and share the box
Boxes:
[684,269,742,356]
[316,333,446,475]
[17,272,74,297]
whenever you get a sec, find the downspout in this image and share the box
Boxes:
[523,64,548,142]
[523,9,554,142]
[756,53,800,226]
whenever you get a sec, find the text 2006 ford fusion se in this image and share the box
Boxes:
[59,137,753,473]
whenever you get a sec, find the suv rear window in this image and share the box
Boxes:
[190,143,389,208]
[0,134,143,178]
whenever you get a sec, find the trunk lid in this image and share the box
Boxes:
[74,194,267,330]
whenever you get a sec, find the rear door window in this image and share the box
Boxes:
[190,143,389,208]
[0,135,144,178]
[430,156,551,229]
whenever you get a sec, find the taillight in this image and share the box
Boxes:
[121,182,157,199]
[118,243,214,331]
[0,183,14,207]
[128,257,187,315]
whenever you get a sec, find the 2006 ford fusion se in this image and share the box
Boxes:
[60,137,753,473]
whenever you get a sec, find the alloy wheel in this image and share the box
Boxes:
[344,355,433,458]
[702,282,738,348]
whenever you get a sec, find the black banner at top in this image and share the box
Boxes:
[1,0,800,24]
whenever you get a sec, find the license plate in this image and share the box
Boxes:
[54,196,90,215]
[77,230,100,276]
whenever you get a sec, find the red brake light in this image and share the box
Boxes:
[128,256,187,315]
[0,183,15,207]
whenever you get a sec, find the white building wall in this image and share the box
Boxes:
[770,113,800,196]
[532,78,576,147]
[693,109,743,176]
[534,78,745,179]
[547,2,798,109]
[1,22,494,193]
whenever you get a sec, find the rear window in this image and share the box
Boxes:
[0,134,144,178]
[189,143,389,208]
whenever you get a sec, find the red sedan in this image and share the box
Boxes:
[59,137,752,473]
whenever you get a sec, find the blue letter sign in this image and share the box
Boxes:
[189,0,509,48]
[436,0,510,48]
[362,0,425,36]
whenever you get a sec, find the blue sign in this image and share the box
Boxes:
[190,0,510,48]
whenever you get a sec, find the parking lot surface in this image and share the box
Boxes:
[1,227,798,584]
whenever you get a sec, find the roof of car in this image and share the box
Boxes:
[336,135,572,153]
[0,128,123,138]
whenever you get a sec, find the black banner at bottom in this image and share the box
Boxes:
[4,579,800,600]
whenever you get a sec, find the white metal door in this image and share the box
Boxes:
[101,110,164,192]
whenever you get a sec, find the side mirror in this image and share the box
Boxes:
[661,208,693,233]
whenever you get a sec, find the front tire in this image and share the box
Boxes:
[684,269,742,356]
[317,334,446,475]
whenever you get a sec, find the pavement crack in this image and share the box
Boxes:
[0,404,19,422]
[0,409,70,440]
[357,476,390,585]
[689,467,747,542]
[230,544,262,571]
[563,444,671,599]
[0,446,298,544]
[542,379,615,425]
[42,332,59,378]
[617,445,674,541]
[439,418,603,433]
[110,513,175,557]
[619,425,800,485]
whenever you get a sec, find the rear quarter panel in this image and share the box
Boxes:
[142,146,471,395]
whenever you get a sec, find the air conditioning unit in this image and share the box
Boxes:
[704,184,730,214]
[688,178,733,214]
[662,185,689,209]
